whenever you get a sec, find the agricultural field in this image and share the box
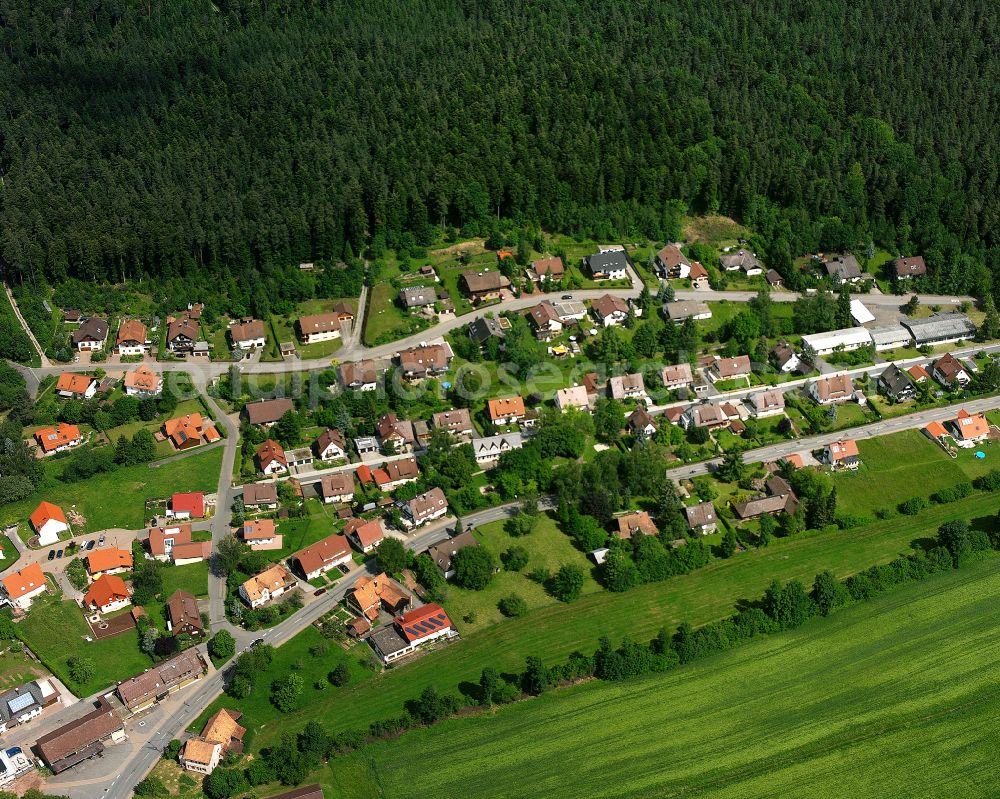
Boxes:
[835,428,999,515]
[0,446,224,534]
[240,487,1000,747]
[15,586,152,696]
[323,555,1000,799]
[441,515,600,633]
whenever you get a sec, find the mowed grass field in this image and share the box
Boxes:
[0,446,223,534]
[835,428,1000,514]
[246,487,1000,748]
[324,556,1000,799]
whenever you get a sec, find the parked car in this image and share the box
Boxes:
[56,549,63,558]
[314,588,327,597]
[86,539,96,550]
[98,534,106,546]
[47,550,55,561]
[561,294,573,299]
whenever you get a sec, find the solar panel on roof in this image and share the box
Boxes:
[434,613,447,623]
[404,626,418,636]
[424,618,440,629]
[7,693,35,713]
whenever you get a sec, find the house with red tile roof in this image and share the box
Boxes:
[368,603,456,664]
[488,396,526,426]
[319,472,355,504]
[824,440,860,470]
[345,518,385,554]
[124,365,162,398]
[116,319,148,356]
[528,256,564,283]
[83,575,131,614]
[292,533,353,580]
[55,373,97,400]
[148,525,192,561]
[950,409,990,444]
[242,519,282,551]
[256,439,287,475]
[162,413,219,450]
[35,423,83,455]
[86,548,133,578]
[30,501,68,546]
[170,492,205,520]
[1,564,47,610]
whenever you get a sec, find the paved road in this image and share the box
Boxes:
[671,288,968,308]
[668,393,1000,481]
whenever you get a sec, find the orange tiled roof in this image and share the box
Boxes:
[488,396,526,420]
[55,373,95,395]
[2,563,46,600]
[35,423,81,453]
[86,548,133,574]
[30,501,66,532]
[84,574,129,609]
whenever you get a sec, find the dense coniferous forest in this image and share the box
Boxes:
[0,0,997,296]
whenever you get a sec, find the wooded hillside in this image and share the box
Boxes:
[1,0,996,293]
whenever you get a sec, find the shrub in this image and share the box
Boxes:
[931,482,973,504]
[498,593,528,618]
[898,496,929,515]
[500,545,530,572]
[329,663,351,687]
[549,564,585,602]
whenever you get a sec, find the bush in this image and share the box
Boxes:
[329,663,351,687]
[549,564,585,602]
[500,545,530,572]
[973,469,1000,491]
[209,630,236,661]
[931,482,973,504]
[498,593,528,618]
[898,496,929,515]
[134,776,167,796]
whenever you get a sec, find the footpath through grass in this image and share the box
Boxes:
[244,487,1000,748]
[324,554,1000,799]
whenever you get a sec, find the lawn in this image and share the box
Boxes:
[102,397,208,459]
[141,561,210,629]
[0,648,50,691]
[272,298,355,360]
[441,515,600,633]
[0,534,20,572]
[15,587,152,696]
[242,487,1000,746]
[363,282,433,346]
[323,554,1000,799]
[834,428,999,514]
[0,446,223,534]
[275,499,339,561]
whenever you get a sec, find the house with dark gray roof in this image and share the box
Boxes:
[878,364,915,402]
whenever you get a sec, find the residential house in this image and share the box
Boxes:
[338,359,379,391]
[664,300,712,323]
[147,525,193,561]
[35,423,82,455]
[908,364,931,383]
[83,574,130,614]
[71,318,109,352]
[950,409,990,446]
[124,365,162,398]
[115,649,206,713]
[376,413,417,453]
[472,432,523,467]
[823,254,863,285]
[372,456,420,490]
[801,327,872,357]
[345,518,385,554]
[241,482,279,511]
[655,244,690,279]
[526,301,563,340]
[590,294,632,327]
[766,269,784,288]
[348,572,410,619]
[488,396,527,426]
[85,548,133,578]
[583,250,629,281]
[748,389,785,418]
[293,534,353,580]
[878,364,916,402]
[427,531,479,579]
[162,413,220,450]
[166,589,205,637]
[242,519,282,551]
[319,471,355,504]
[710,355,752,382]
[1,564,47,610]
[55,373,97,399]
[397,343,453,379]
[615,511,659,539]
[172,540,211,566]
[166,315,200,354]
[609,373,646,401]
[239,564,296,608]
[368,603,456,664]
[627,407,658,438]
[30,501,68,546]
[256,439,288,475]
[770,342,801,373]
[809,374,858,405]
[115,319,148,356]
[869,324,914,352]
[689,262,710,289]
[468,316,511,346]
[931,353,971,388]
[892,256,927,280]
[732,476,799,520]
[825,439,861,470]
[0,679,59,735]
[720,250,763,276]
[681,402,730,430]
[170,492,205,520]
[297,313,341,344]
[431,408,476,441]
[180,709,245,775]
[228,318,266,350]
[400,487,449,527]
[528,256,565,283]
[399,286,438,309]
[35,698,126,774]
[685,503,717,535]
[313,428,348,461]
[555,385,591,412]
[551,300,588,321]
[660,363,694,391]
[583,371,605,399]
[243,397,294,427]
[460,270,510,302]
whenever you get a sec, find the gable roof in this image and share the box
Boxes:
[55,373,96,395]
[163,413,210,448]
[351,572,409,612]
[201,708,245,746]
[713,355,752,378]
[488,396,526,420]
[241,564,294,603]
[827,439,860,461]
[398,343,452,373]
[684,502,717,528]
[31,501,66,531]
[431,408,474,432]
[314,428,346,455]
[615,511,659,538]
[298,313,341,335]
[530,256,564,278]
[527,301,561,328]
[35,699,123,768]
[812,374,855,401]
[167,315,199,343]
[35,423,82,453]
[116,319,147,345]
[171,492,205,517]
[2,563,46,601]
[166,589,203,631]
[319,471,354,499]
[172,541,212,561]
[229,318,265,343]
[294,533,352,576]
[923,420,948,439]
[243,519,277,541]
[879,363,913,394]
[86,548,133,574]
[954,409,989,440]
[656,244,687,269]
[689,261,709,280]
[396,603,452,643]
[124,365,161,393]
[426,531,479,573]
[242,482,279,506]
[609,373,645,398]
[556,385,590,410]
[147,524,192,557]
[406,487,448,519]
[661,363,693,384]
[375,456,420,486]
[461,270,510,293]
[590,293,629,319]
[256,439,286,469]
[932,353,968,382]
[628,406,656,431]
[908,364,931,382]
[83,574,129,608]
[339,359,379,387]
[400,286,438,307]
[750,389,785,413]
[892,255,927,278]
[244,398,295,425]
[71,317,109,344]
[116,649,204,709]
